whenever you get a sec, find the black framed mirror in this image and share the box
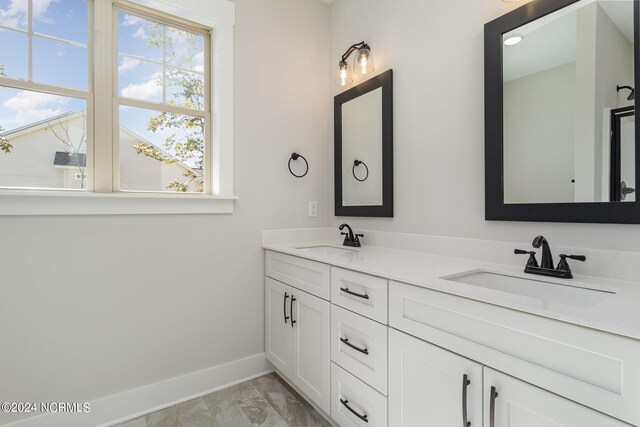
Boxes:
[485,0,640,223]
[335,69,393,217]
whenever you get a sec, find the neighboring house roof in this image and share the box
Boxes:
[54,151,86,167]
[4,111,202,177]
[2,112,76,138]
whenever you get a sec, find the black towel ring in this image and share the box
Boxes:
[289,153,309,178]
[352,159,369,182]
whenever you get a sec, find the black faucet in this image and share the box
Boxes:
[515,235,586,279]
[532,235,554,269]
[339,223,364,247]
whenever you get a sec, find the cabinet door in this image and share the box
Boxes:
[484,368,629,427]
[292,289,331,414]
[265,278,292,377]
[389,329,483,427]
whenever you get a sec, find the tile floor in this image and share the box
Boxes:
[112,373,332,427]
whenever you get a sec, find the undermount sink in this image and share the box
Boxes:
[295,245,356,256]
[444,270,615,308]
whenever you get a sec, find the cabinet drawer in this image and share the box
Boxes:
[331,305,388,395]
[389,281,640,426]
[331,362,387,427]
[331,267,388,323]
[265,251,330,300]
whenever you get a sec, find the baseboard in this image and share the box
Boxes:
[2,353,273,427]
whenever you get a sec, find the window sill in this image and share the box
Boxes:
[0,191,237,216]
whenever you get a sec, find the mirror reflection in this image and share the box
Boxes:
[503,0,635,204]
[342,87,383,206]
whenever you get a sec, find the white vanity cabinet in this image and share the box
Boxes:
[264,247,640,427]
[329,267,389,426]
[389,329,483,427]
[389,281,638,426]
[264,253,331,414]
[389,328,630,427]
[484,368,629,427]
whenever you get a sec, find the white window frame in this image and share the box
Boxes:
[0,0,236,215]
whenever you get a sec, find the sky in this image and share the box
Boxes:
[0,0,205,166]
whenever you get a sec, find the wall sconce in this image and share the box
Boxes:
[335,41,375,87]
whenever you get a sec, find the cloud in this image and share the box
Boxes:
[132,27,146,39]
[2,90,69,125]
[121,73,162,101]
[193,51,205,73]
[122,14,144,26]
[122,13,149,38]
[0,0,57,27]
[118,56,140,73]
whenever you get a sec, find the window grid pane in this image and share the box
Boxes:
[0,0,92,192]
[116,7,209,195]
[0,87,88,190]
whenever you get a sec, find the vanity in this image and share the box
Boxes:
[263,238,640,427]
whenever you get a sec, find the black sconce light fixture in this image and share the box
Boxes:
[335,41,375,87]
[617,85,635,101]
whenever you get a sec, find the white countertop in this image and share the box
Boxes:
[263,240,640,341]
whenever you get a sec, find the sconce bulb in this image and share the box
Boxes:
[335,62,353,86]
[353,47,374,75]
[360,56,368,74]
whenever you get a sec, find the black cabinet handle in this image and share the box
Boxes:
[340,337,369,355]
[462,374,471,427]
[290,296,296,328]
[489,386,499,427]
[283,292,290,324]
[340,287,370,300]
[340,398,368,423]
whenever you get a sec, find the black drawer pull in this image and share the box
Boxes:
[340,287,370,300]
[283,292,290,324]
[290,295,296,327]
[489,386,499,427]
[340,398,368,423]
[462,374,471,427]
[340,337,369,355]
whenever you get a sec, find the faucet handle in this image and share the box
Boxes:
[514,249,538,268]
[562,254,586,262]
[557,254,586,274]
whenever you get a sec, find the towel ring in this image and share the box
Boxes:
[289,153,309,178]
[352,160,369,182]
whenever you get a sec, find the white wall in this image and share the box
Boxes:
[342,87,383,206]
[329,0,640,252]
[574,2,634,202]
[0,0,330,424]
[504,62,576,204]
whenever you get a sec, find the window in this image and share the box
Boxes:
[116,8,210,193]
[0,0,234,214]
[0,0,91,190]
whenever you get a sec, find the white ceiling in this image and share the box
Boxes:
[503,0,634,82]
[599,0,634,42]
[503,12,577,82]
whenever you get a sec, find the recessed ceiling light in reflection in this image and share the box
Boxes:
[504,35,524,46]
